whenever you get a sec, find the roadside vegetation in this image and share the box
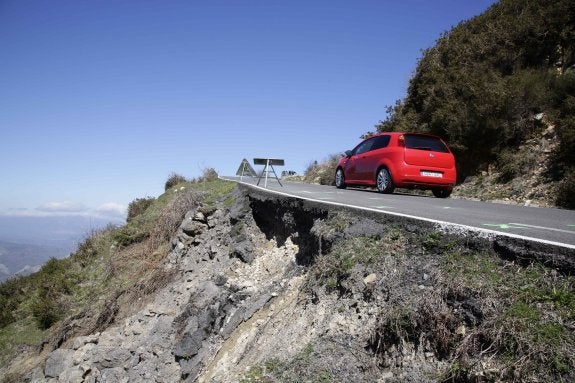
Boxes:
[0,169,235,371]
[369,0,575,208]
[303,154,341,186]
[241,344,334,383]
[242,211,575,382]
[303,0,574,208]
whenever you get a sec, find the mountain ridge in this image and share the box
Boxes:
[0,215,123,281]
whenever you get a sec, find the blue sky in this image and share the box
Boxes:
[1,0,497,220]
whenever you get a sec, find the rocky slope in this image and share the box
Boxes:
[8,184,575,383]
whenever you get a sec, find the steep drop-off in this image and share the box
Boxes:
[8,183,575,383]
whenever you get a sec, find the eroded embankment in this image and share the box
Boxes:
[218,185,575,382]
[20,184,575,383]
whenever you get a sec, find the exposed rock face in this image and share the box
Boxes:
[23,187,575,383]
[27,189,308,383]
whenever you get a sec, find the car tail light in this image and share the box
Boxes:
[398,134,405,147]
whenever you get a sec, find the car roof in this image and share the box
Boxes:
[371,132,443,139]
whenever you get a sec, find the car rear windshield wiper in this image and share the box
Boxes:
[411,146,432,151]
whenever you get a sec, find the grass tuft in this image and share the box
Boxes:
[0,177,238,376]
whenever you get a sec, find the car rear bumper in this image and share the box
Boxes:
[394,165,456,189]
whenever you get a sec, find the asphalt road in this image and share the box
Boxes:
[222,176,575,249]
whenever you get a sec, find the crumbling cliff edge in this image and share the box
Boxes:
[14,183,575,382]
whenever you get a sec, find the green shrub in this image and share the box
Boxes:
[0,294,15,328]
[303,154,341,185]
[76,231,101,259]
[39,258,74,294]
[241,344,333,383]
[127,197,156,223]
[112,225,149,247]
[165,173,188,191]
[312,236,382,293]
[30,290,61,329]
[554,116,575,171]
[496,148,536,183]
[370,0,575,183]
[556,168,575,209]
[196,167,218,183]
[27,258,77,329]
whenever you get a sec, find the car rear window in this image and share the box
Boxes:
[404,134,449,153]
[371,135,390,150]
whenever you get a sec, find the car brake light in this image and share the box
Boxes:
[398,135,405,147]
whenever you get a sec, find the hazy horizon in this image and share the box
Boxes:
[1,0,497,218]
[0,214,123,281]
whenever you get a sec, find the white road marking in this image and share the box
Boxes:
[301,190,335,194]
[509,223,575,235]
[222,177,575,250]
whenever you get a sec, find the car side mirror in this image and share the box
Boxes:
[345,150,352,158]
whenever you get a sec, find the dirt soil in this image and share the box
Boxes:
[7,185,575,383]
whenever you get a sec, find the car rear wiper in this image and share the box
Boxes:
[412,146,432,151]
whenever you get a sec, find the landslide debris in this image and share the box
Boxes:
[2,180,574,383]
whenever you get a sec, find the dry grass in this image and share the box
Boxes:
[148,187,205,251]
[303,154,342,185]
[303,216,575,382]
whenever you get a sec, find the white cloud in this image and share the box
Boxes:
[0,263,9,276]
[95,202,127,219]
[2,201,126,222]
[36,201,87,213]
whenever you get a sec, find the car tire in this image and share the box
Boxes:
[433,188,452,198]
[335,168,346,189]
[376,168,394,194]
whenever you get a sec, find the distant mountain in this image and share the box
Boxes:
[0,240,70,281]
[0,215,122,281]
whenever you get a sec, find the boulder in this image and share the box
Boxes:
[44,349,75,379]
[181,220,208,237]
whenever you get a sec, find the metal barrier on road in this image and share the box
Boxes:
[253,158,284,187]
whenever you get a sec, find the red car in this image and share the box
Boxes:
[335,132,457,198]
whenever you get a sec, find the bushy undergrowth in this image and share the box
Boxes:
[0,174,236,371]
[496,148,537,183]
[369,0,575,202]
[164,172,188,191]
[0,227,116,333]
[369,240,575,382]
[30,257,79,329]
[196,167,219,183]
[556,169,575,209]
[312,236,383,293]
[241,344,333,383]
[303,154,341,185]
[127,197,156,223]
[301,215,575,382]
[436,251,575,381]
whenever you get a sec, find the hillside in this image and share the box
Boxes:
[0,215,120,282]
[366,0,575,208]
[1,175,574,383]
[0,241,68,282]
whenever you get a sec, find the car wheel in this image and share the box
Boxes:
[335,168,346,189]
[376,168,394,194]
[433,188,452,198]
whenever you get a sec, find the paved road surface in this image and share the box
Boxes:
[222,176,575,249]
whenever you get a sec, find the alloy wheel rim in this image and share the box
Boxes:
[336,170,343,186]
[377,170,388,191]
